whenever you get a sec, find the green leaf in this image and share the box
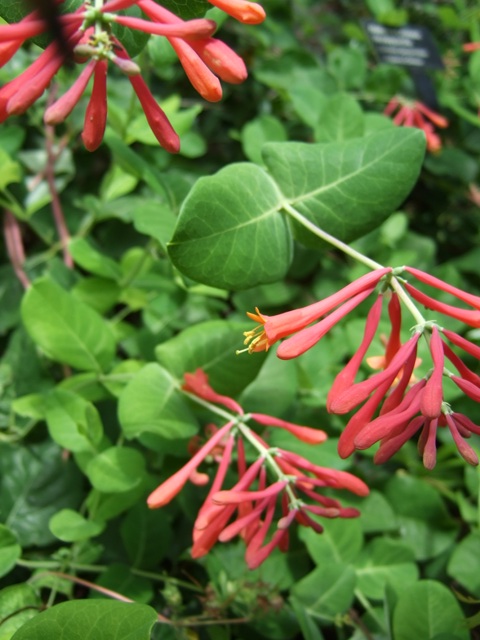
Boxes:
[49,509,105,542]
[133,202,177,250]
[10,600,158,640]
[68,238,122,281]
[0,526,21,578]
[355,538,418,600]
[120,503,173,568]
[0,584,40,640]
[291,564,356,620]
[168,163,291,290]
[45,389,103,453]
[314,94,365,142]
[299,518,364,566]
[0,150,21,190]
[21,277,115,372]
[86,447,146,493]
[155,320,266,396]
[154,0,209,19]
[392,580,469,640]
[262,128,426,247]
[385,474,457,561]
[448,531,480,597]
[289,598,325,640]
[241,115,288,165]
[0,441,84,547]
[355,490,398,533]
[118,363,197,442]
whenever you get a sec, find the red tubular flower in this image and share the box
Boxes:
[44,60,96,124]
[405,267,480,310]
[186,37,248,84]
[250,413,327,443]
[242,268,391,356]
[329,332,421,414]
[327,295,384,410]
[81,59,108,152]
[1,0,258,150]
[341,317,480,468]
[148,368,368,566]
[463,42,480,52]
[420,326,444,419]
[384,96,448,152]
[147,420,234,508]
[137,0,240,101]
[206,0,266,24]
[404,283,480,328]
[183,368,244,414]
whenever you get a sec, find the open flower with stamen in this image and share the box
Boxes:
[148,368,368,568]
[240,268,392,358]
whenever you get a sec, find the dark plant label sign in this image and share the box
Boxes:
[364,20,444,70]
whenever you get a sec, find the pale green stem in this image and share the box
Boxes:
[282,202,384,271]
[389,276,427,326]
[131,569,204,593]
[236,422,299,506]
[354,589,385,631]
[181,390,300,507]
[283,202,429,327]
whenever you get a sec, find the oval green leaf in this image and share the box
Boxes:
[0,525,21,578]
[118,363,198,441]
[155,320,266,396]
[49,509,104,542]
[21,277,115,372]
[86,447,146,493]
[10,600,158,640]
[262,128,426,246]
[168,163,292,290]
[392,580,469,640]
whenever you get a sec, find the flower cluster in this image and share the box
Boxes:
[384,96,448,153]
[242,267,480,469]
[147,369,369,569]
[0,0,265,151]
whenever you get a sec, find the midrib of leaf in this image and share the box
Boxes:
[286,133,413,206]
[40,292,101,372]
[168,200,283,246]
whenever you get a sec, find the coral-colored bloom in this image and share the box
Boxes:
[384,96,448,153]
[241,268,392,357]
[206,0,266,24]
[338,321,480,469]
[183,368,243,414]
[148,369,368,568]
[1,0,259,150]
[464,42,480,52]
[81,59,108,152]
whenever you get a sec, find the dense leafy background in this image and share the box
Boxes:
[0,0,480,638]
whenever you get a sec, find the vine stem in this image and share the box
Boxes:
[45,87,73,269]
[181,389,300,506]
[283,201,428,326]
[282,202,384,271]
[3,211,30,289]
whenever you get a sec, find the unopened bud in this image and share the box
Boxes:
[111,54,141,76]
